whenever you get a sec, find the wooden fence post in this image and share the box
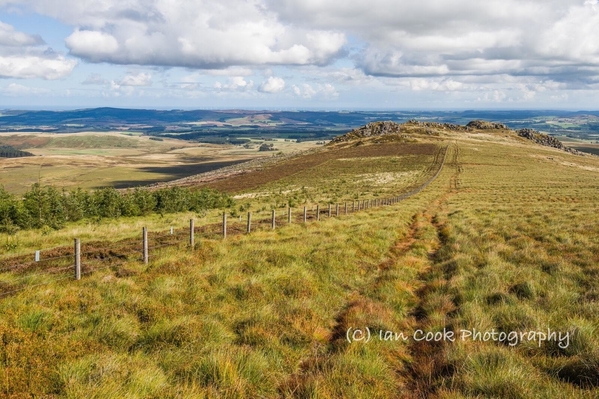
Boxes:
[316,205,320,221]
[345,202,348,215]
[143,227,148,265]
[352,201,355,212]
[74,238,81,280]
[336,203,339,217]
[223,213,227,239]
[272,209,276,229]
[303,206,307,223]
[328,204,332,217]
[288,207,292,224]
[189,219,195,248]
[247,212,252,233]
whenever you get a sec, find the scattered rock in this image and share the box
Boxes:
[517,129,584,155]
[406,119,466,131]
[466,120,508,130]
[329,121,402,143]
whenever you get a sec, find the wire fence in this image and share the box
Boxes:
[0,145,449,299]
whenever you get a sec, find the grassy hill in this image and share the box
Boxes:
[0,121,598,397]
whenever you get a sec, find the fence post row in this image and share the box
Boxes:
[74,238,81,280]
[143,227,148,265]
[58,149,449,281]
[66,191,412,283]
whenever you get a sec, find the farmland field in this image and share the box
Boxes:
[0,132,319,194]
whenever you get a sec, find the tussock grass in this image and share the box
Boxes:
[1,131,599,397]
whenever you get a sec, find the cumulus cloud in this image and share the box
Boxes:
[0,20,76,79]
[215,76,254,91]
[259,76,285,93]
[0,21,44,46]
[292,83,338,99]
[267,0,599,86]
[0,53,76,79]
[3,0,346,69]
[115,72,152,87]
[1,82,49,95]
[3,0,599,98]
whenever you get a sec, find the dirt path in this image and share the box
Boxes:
[278,144,462,397]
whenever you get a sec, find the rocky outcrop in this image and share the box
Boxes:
[466,120,508,130]
[406,119,466,131]
[330,120,587,157]
[517,129,583,155]
[329,121,402,143]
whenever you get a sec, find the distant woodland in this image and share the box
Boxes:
[0,184,233,232]
[0,145,34,158]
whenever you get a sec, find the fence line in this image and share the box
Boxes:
[0,145,449,298]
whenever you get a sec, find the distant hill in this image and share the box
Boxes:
[1,107,598,143]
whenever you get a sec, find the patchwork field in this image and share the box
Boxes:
[1,123,598,397]
[0,132,318,194]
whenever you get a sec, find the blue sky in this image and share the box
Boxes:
[0,0,598,110]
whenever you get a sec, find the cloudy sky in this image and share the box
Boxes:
[0,0,598,109]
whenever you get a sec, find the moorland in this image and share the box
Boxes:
[0,118,598,398]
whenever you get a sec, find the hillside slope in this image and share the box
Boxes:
[1,121,598,397]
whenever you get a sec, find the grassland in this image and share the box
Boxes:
[0,132,319,194]
[1,124,599,398]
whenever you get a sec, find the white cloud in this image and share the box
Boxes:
[0,20,76,79]
[1,82,49,95]
[259,76,285,93]
[116,72,152,87]
[5,0,346,69]
[3,0,599,101]
[65,30,119,62]
[267,0,599,85]
[292,83,316,98]
[215,76,254,91]
[292,82,338,99]
[0,53,76,79]
[0,21,44,46]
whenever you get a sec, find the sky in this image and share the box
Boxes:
[0,0,598,110]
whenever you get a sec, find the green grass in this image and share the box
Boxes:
[1,127,599,397]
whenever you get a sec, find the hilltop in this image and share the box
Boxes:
[156,119,590,193]
[329,119,586,155]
